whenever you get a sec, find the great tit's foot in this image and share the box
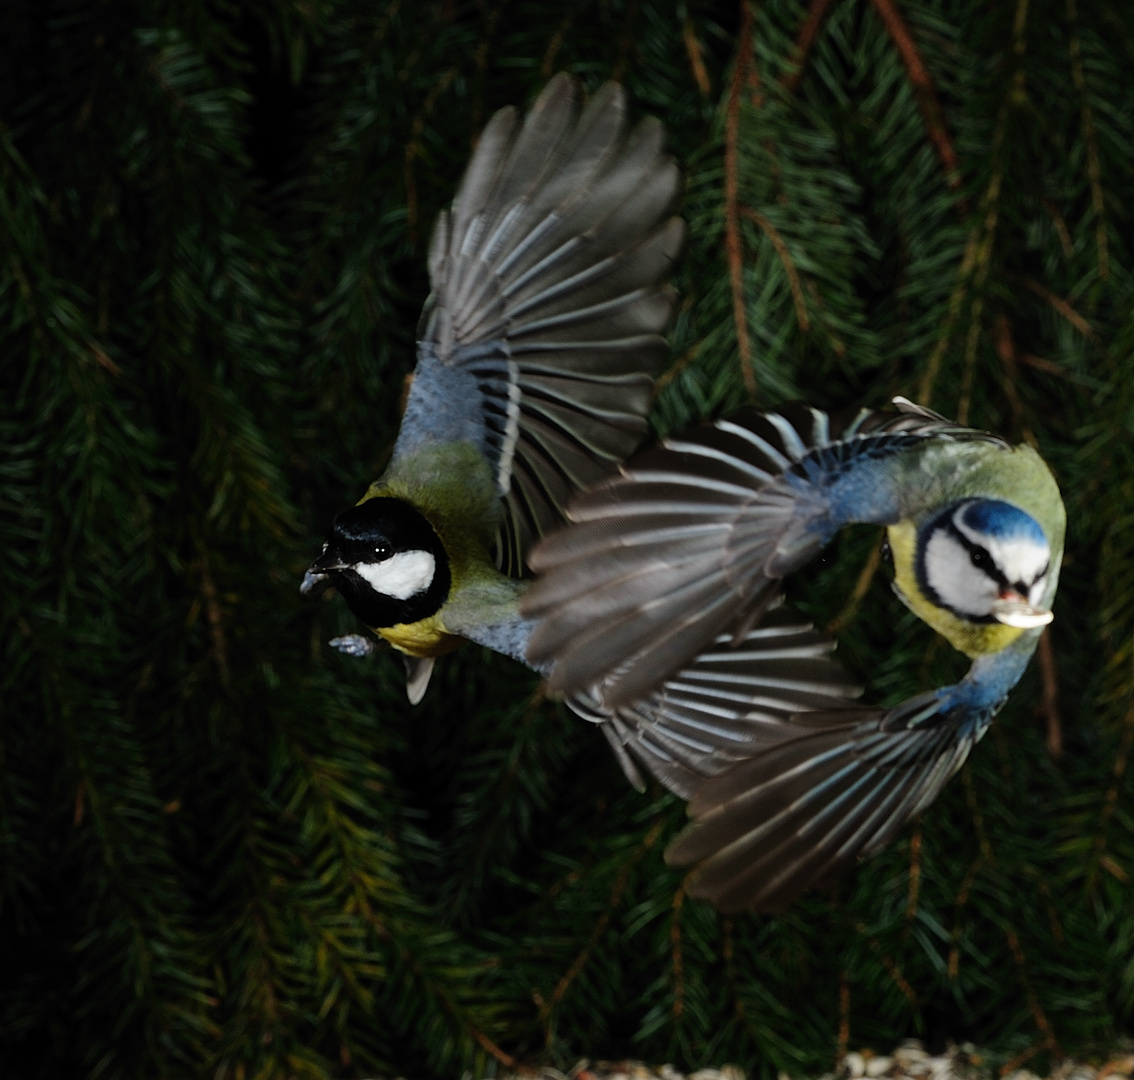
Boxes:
[329,634,376,658]
[300,570,329,596]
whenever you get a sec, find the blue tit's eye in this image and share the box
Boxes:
[970,548,992,570]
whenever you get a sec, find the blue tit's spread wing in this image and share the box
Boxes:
[566,599,862,798]
[664,694,980,913]
[662,634,1035,913]
[398,74,684,576]
[523,399,1003,708]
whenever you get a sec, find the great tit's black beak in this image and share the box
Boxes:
[300,548,346,595]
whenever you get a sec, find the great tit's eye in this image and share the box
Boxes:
[373,543,391,560]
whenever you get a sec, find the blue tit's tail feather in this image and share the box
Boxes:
[567,600,862,798]
[664,697,981,912]
[415,74,684,576]
[524,399,1003,707]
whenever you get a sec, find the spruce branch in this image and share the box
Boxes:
[868,0,961,191]
[725,0,756,396]
[780,0,836,94]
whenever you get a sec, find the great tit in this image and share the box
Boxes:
[522,399,1065,911]
[301,75,685,704]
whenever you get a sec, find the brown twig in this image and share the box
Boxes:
[543,820,665,1033]
[404,67,459,238]
[611,0,641,82]
[906,825,922,922]
[1037,628,1062,760]
[947,855,983,978]
[993,314,1026,439]
[469,1026,533,1074]
[683,19,712,97]
[1022,277,1102,344]
[671,887,685,1021]
[725,0,756,396]
[1003,925,1063,1062]
[827,536,883,633]
[855,922,919,1004]
[837,969,850,1063]
[1066,0,1108,279]
[199,548,230,688]
[1090,652,1134,890]
[781,0,836,94]
[540,12,574,76]
[869,0,960,190]
[740,206,810,330]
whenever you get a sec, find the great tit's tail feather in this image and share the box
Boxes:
[665,702,977,912]
[567,601,862,799]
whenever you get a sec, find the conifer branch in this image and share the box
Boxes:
[837,970,850,1062]
[1021,278,1102,344]
[1002,925,1063,1061]
[868,0,960,189]
[1037,628,1063,760]
[827,536,884,633]
[854,922,918,1004]
[725,0,756,396]
[404,66,459,238]
[543,820,664,1034]
[540,13,574,76]
[1066,0,1109,279]
[683,20,711,97]
[741,206,810,330]
[906,826,922,923]
[670,886,685,1022]
[781,0,836,94]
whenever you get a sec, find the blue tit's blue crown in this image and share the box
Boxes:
[957,499,1047,544]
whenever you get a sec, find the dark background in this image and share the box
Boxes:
[2,1,1132,1077]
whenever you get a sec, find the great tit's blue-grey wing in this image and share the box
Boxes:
[664,632,1038,912]
[523,399,1003,708]
[565,599,862,797]
[394,74,684,574]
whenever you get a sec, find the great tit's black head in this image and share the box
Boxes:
[916,498,1053,629]
[302,497,451,629]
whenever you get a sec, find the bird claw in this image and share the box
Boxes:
[329,634,376,658]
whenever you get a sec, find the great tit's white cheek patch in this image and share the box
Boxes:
[354,550,436,600]
[924,530,997,616]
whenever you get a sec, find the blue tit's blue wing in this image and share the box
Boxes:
[393,75,684,575]
[566,597,863,797]
[524,399,1003,707]
[664,633,1038,912]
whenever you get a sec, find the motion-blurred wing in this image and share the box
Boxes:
[567,600,862,798]
[665,690,985,913]
[524,399,1003,708]
[402,74,684,575]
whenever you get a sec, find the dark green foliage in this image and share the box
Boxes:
[2,0,1132,1076]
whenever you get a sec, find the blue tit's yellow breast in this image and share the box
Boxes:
[378,615,465,658]
[887,521,1024,658]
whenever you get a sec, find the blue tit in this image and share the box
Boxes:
[301,75,685,705]
[522,399,1065,911]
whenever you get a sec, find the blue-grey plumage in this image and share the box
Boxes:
[302,75,688,706]
[522,399,1065,910]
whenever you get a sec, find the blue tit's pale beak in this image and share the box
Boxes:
[990,590,1053,628]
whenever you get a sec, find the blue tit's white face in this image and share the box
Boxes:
[918,499,1053,628]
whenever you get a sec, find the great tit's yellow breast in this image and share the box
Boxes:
[378,615,465,658]
[887,520,1024,658]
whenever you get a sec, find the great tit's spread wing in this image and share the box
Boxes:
[566,599,862,798]
[524,399,1003,708]
[408,74,684,576]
